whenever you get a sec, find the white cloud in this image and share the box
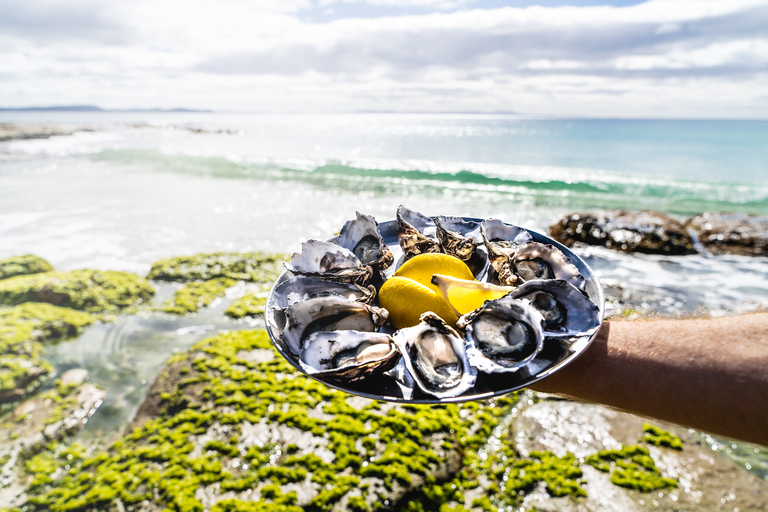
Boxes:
[0,0,767,117]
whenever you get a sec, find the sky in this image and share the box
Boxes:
[1,0,767,118]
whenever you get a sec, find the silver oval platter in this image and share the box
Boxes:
[265,208,605,404]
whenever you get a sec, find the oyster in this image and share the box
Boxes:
[434,216,479,261]
[279,296,388,356]
[458,296,544,373]
[481,219,533,287]
[509,279,600,336]
[286,239,373,286]
[396,205,440,260]
[299,330,400,381]
[338,212,394,271]
[271,275,376,308]
[511,242,585,289]
[393,312,477,399]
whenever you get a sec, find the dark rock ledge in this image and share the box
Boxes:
[549,210,768,257]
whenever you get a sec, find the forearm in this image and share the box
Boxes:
[531,313,768,446]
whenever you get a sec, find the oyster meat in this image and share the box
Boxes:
[511,242,585,289]
[458,296,545,373]
[300,330,400,381]
[393,312,477,399]
[271,275,376,308]
[338,211,394,271]
[286,239,373,286]
[279,295,388,356]
[509,279,600,336]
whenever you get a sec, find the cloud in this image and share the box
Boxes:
[0,0,767,117]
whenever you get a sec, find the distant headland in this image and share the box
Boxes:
[0,105,213,113]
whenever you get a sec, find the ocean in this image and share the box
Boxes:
[1,112,767,473]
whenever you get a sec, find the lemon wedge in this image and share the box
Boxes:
[378,254,475,329]
[431,274,514,316]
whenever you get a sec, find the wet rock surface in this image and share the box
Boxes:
[0,255,54,281]
[686,212,768,257]
[0,370,105,508]
[549,211,697,255]
[514,399,768,512]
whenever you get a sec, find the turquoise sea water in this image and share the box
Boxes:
[1,113,767,475]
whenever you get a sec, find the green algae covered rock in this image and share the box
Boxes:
[225,285,270,319]
[0,303,96,404]
[161,278,237,315]
[0,255,54,280]
[20,330,525,512]
[0,270,154,314]
[147,252,287,283]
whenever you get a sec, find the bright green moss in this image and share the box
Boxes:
[642,424,683,450]
[225,291,269,319]
[0,270,154,313]
[0,255,54,280]
[17,329,527,512]
[504,451,586,499]
[161,278,236,315]
[146,252,288,283]
[0,302,95,355]
[585,445,678,492]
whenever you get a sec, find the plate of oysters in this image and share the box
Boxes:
[265,205,604,403]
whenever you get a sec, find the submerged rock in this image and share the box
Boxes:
[0,303,95,404]
[686,212,768,257]
[0,255,54,280]
[147,252,287,283]
[549,211,696,255]
[159,277,237,315]
[0,269,154,314]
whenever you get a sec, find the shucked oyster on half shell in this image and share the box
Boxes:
[509,279,600,337]
[511,242,585,289]
[481,219,533,286]
[278,295,388,356]
[299,330,400,382]
[286,239,373,286]
[393,312,477,399]
[338,212,394,271]
[457,296,545,373]
[271,275,376,308]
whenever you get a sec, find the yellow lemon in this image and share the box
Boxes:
[431,274,514,316]
[378,276,459,329]
[394,253,475,293]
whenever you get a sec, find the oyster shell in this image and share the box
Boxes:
[286,239,373,286]
[396,205,440,260]
[511,242,585,289]
[393,312,477,399]
[338,212,394,271]
[509,279,600,336]
[299,330,400,382]
[271,275,376,308]
[458,296,545,373]
[434,216,479,261]
[279,296,388,356]
[481,219,534,287]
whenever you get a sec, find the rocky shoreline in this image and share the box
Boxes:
[1,212,767,511]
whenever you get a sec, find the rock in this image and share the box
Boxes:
[549,211,696,255]
[0,355,52,404]
[0,255,54,280]
[0,269,154,313]
[0,372,106,508]
[0,123,85,142]
[513,399,768,512]
[146,252,287,283]
[159,277,237,315]
[686,212,768,257]
[0,303,95,404]
[21,330,518,511]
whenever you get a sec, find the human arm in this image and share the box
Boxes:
[530,313,768,446]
